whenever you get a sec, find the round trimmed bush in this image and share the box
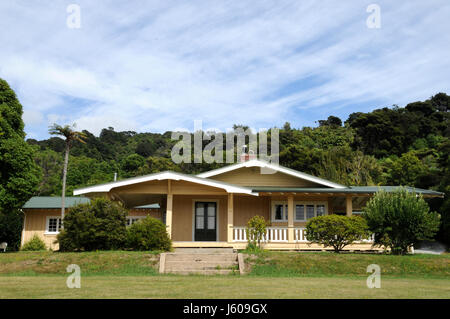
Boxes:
[306,214,370,253]
[126,216,171,251]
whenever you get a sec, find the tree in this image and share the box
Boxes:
[57,198,128,251]
[0,78,40,250]
[246,215,269,250]
[49,123,86,225]
[305,215,370,253]
[384,152,427,186]
[363,188,440,254]
[318,115,342,127]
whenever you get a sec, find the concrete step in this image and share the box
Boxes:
[162,251,240,275]
[165,253,237,261]
[165,262,238,270]
[174,248,235,254]
[168,269,236,275]
[165,265,238,272]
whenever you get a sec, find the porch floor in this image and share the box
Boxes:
[172,241,381,251]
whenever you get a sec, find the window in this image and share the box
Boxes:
[126,216,145,227]
[273,201,328,222]
[272,202,288,221]
[300,202,328,221]
[46,217,62,234]
[295,205,305,221]
[317,205,325,216]
[306,205,315,219]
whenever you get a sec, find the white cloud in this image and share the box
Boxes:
[0,0,449,139]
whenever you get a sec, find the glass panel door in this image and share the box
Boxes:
[195,202,217,241]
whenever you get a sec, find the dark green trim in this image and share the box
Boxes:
[250,186,444,197]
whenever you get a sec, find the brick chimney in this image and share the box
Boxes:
[240,145,257,162]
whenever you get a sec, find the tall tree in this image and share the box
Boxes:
[49,124,86,224]
[0,78,40,249]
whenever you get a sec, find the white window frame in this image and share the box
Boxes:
[45,216,62,234]
[126,216,146,227]
[295,201,328,221]
[271,201,328,222]
[271,201,289,222]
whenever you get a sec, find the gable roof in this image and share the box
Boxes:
[197,159,347,189]
[73,171,257,196]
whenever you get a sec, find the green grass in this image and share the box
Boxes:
[245,251,450,278]
[0,251,449,298]
[0,275,449,298]
[0,251,159,276]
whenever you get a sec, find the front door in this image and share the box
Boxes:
[194,202,217,241]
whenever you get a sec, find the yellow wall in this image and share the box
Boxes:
[171,195,228,241]
[22,208,160,250]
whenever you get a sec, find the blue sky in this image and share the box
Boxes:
[1,0,449,140]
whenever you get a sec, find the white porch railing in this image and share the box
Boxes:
[233,226,374,244]
[233,227,288,242]
[294,227,308,242]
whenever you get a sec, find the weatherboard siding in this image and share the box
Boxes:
[208,167,322,187]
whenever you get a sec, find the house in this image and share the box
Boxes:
[21,157,443,251]
[21,196,160,250]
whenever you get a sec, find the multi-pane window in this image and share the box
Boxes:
[316,205,325,217]
[272,202,327,222]
[295,205,305,221]
[46,217,62,233]
[207,205,215,229]
[306,205,315,220]
[196,206,204,229]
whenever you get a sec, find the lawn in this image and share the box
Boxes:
[0,251,449,298]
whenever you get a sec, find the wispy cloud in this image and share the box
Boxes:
[0,0,449,139]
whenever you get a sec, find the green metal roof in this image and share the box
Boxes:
[250,186,444,197]
[23,197,160,209]
[23,196,91,209]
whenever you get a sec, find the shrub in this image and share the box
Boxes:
[21,235,47,251]
[246,215,269,250]
[126,216,171,251]
[57,198,128,251]
[305,215,370,253]
[363,188,440,255]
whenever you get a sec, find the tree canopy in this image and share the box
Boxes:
[0,78,40,249]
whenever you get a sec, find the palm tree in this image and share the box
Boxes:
[49,123,86,226]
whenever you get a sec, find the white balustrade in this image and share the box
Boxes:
[233,226,374,243]
[294,227,308,242]
[233,227,288,242]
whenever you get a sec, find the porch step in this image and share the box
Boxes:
[162,252,239,275]
[165,253,237,261]
[174,248,235,254]
[168,269,235,275]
